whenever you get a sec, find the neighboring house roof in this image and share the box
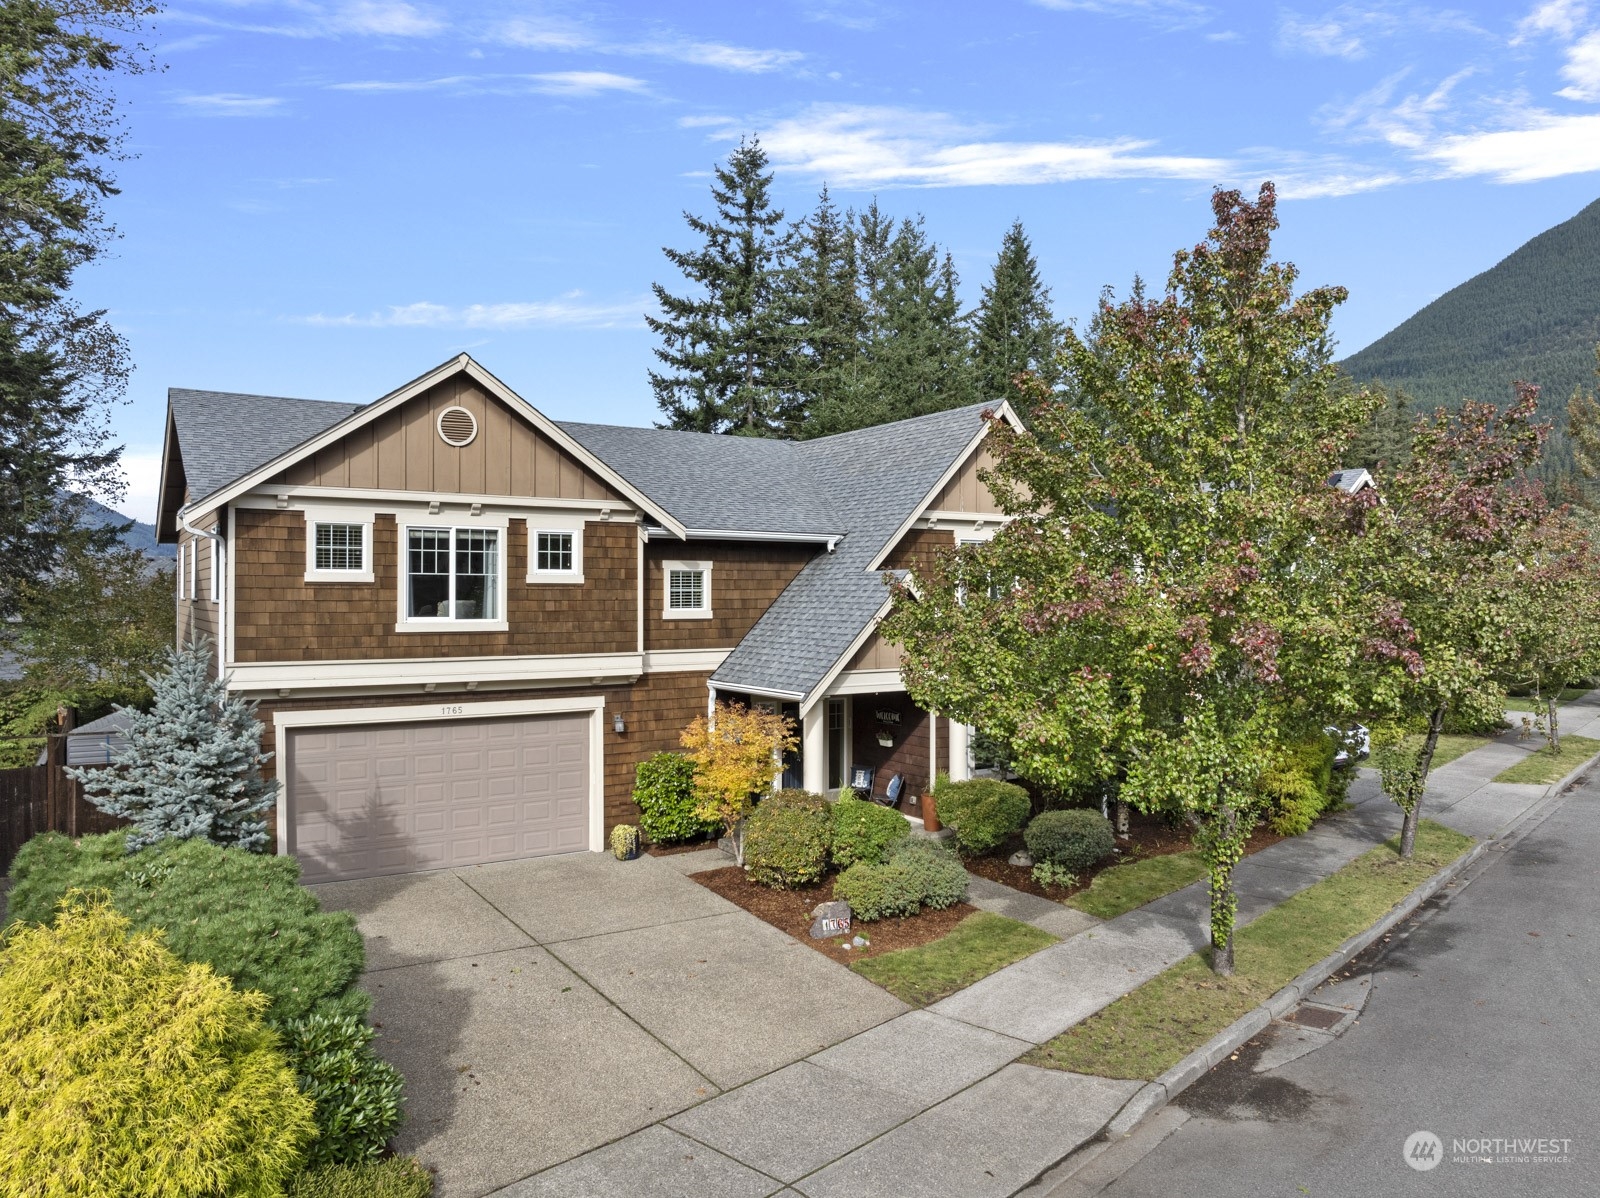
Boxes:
[1328,467,1375,494]
[168,389,363,505]
[34,709,136,767]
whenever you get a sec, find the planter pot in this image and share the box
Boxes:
[615,845,640,861]
[920,793,941,833]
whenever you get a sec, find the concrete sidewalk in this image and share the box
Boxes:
[492,702,1596,1198]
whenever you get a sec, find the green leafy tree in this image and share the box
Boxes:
[0,0,153,618]
[71,638,279,852]
[1354,386,1553,856]
[648,137,795,436]
[883,184,1373,975]
[971,219,1063,409]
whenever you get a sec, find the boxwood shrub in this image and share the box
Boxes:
[932,779,1031,855]
[5,831,367,1023]
[1024,809,1114,871]
[830,795,911,869]
[743,789,831,888]
[632,752,717,844]
[834,838,968,921]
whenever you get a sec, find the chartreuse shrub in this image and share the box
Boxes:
[1025,809,1115,872]
[632,752,717,844]
[0,891,316,1197]
[1259,734,1340,836]
[830,794,911,868]
[835,838,969,921]
[5,831,367,1023]
[281,1014,405,1168]
[287,1157,435,1198]
[932,778,1031,855]
[743,789,831,888]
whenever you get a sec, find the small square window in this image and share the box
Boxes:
[536,531,574,572]
[314,523,365,572]
[668,568,704,610]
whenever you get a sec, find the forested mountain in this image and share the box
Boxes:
[1341,197,1600,436]
[75,497,172,560]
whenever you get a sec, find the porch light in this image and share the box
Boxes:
[613,713,626,734]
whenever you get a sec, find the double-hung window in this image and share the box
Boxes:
[663,560,712,619]
[406,527,501,622]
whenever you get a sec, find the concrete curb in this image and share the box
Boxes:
[1099,739,1600,1148]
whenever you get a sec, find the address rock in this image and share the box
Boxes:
[809,900,852,939]
[1009,850,1034,868]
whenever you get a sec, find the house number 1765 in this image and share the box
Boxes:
[441,705,466,716]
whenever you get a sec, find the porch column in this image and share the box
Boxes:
[948,721,972,782]
[801,702,827,795]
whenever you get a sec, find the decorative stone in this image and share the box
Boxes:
[809,900,852,940]
[1009,850,1034,868]
[852,936,868,947]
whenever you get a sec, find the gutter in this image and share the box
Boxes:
[645,525,842,552]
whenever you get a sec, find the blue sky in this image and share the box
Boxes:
[90,0,1600,520]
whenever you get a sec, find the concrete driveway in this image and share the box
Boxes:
[310,850,906,1198]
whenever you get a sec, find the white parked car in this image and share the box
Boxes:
[1326,724,1371,769]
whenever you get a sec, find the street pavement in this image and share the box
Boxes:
[1058,771,1600,1198]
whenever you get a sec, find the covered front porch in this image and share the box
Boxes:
[714,673,974,822]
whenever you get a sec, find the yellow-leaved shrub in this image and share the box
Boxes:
[0,890,317,1197]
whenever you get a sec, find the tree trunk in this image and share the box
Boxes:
[1548,695,1561,754]
[1213,920,1235,976]
[1115,799,1130,838]
[1401,703,1446,859]
[1208,800,1239,977]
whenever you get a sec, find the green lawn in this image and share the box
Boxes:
[851,911,1057,1006]
[1066,851,1209,920]
[1023,820,1476,1081]
[1424,734,1494,770]
[1492,735,1600,785]
[1504,687,1593,713]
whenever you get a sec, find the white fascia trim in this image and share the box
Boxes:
[824,668,905,697]
[241,486,633,519]
[865,400,1024,574]
[182,354,686,538]
[272,694,609,855]
[799,594,896,717]
[230,651,644,695]
[645,526,842,549]
[644,648,732,674]
[919,513,1011,539]
[711,682,806,701]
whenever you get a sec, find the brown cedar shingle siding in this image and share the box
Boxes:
[645,540,816,651]
[232,510,637,661]
[851,693,937,804]
[257,670,711,850]
[266,377,618,502]
[881,527,955,575]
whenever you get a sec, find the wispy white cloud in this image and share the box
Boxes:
[170,1,443,40]
[298,294,648,330]
[488,17,802,73]
[1557,30,1600,98]
[1277,5,1484,59]
[1422,110,1600,180]
[325,1,440,36]
[1513,0,1588,43]
[173,92,285,116]
[1278,10,1370,58]
[1031,0,1213,31]
[331,71,648,96]
[694,104,1229,188]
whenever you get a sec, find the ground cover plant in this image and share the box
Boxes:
[0,892,317,1198]
[851,911,1056,1006]
[286,1157,434,1198]
[1025,820,1474,1080]
[1491,735,1600,785]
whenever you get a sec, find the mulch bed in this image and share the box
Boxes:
[691,866,977,965]
[644,837,717,858]
[963,810,1290,901]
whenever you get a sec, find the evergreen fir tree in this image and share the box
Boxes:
[71,639,278,853]
[1345,383,1413,473]
[783,187,866,435]
[647,138,794,436]
[971,220,1063,408]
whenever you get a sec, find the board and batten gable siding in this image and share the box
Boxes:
[256,670,714,851]
[232,510,638,662]
[265,376,618,502]
[929,442,1005,515]
[644,539,817,651]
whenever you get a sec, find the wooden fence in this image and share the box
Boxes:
[0,714,127,875]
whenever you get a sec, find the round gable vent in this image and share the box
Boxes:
[437,406,478,447]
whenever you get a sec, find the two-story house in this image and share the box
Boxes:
[157,354,1019,883]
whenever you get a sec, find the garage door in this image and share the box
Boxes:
[288,714,592,883]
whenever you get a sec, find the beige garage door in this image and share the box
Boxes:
[289,714,591,883]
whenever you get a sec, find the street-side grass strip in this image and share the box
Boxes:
[1492,735,1600,785]
[1023,820,1475,1081]
[1067,850,1209,920]
[1504,687,1593,713]
[851,911,1057,1007]
[1423,734,1495,770]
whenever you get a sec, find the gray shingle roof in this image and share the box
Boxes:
[170,389,362,505]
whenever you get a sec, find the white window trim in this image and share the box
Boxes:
[209,537,220,603]
[662,559,713,620]
[527,526,584,584]
[396,520,510,633]
[177,541,187,601]
[304,517,374,584]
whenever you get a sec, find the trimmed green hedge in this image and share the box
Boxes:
[743,790,831,888]
[632,752,717,844]
[830,795,911,869]
[5,831,367,1023]
[835,838,968,921]
[933,778,1031,855]
[1025,809,1114,871]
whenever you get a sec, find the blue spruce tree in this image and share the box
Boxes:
[71,639,278,852]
